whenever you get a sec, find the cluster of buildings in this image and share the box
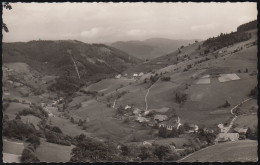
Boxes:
[122,105,199,133]
[115,72,144,80]
[119,103,201,135]
[41,98,63,117]
[215,123,248,142]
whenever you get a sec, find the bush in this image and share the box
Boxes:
[248,86,258,98]
[26,134,40,149]
[153,145,172,161]
[3,102,10,111]
[161,76,171,81]
[21,148,40,163]
[51,126,63,134]
[218,100,230,108]
[175,92,187,104]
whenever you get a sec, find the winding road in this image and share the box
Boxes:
[225,97,252,133]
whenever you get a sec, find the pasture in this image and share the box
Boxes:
[180,140,257,162]
[35,141,74,162]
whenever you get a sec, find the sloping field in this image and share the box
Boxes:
[151,107,169,113]
[35,141,74,162]
[47,115,92,137]
[4,102,30,119]
[218,74,240,83]
[4,62,30,74]
[3,139,24,155]
[85,78,134,95]
[234,114,257,129]
[180,140,257,162]
[3,153,21,163]
[177,43,257,126]
[147,137,190,149]
[196,78,210,84]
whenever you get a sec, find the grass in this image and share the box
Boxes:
[4,102,30,119]
[234,114,257,129]
[3,153,21,163]
[4,62,31,74]
[147,136,191,149]
[47,115,92,137]
[35,140,74,162]
[180,140,257,162]
[3,139,25,155]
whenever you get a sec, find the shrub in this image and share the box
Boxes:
[3,102,10,111]
[161,76,171,81]
[51,126,63,134]
[175,92,187,104]
[21,148,40,163]
[218,100,230,108]
[26,134,40,149]
[248,86,258,98]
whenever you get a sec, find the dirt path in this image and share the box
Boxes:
[145,78,160,111]
[112,98,117,108]
[226,97,252,133]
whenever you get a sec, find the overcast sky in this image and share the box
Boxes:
[3,2,257,43]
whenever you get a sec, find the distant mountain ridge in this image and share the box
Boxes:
[110,38,200,60]
[2,40,142,81]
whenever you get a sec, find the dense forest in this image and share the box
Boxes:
[202,31,251,50]
[237,20,257,32]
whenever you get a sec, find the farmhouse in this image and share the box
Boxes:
[125,105,132,110]
[158,116,182,130]
[218,123,229,133]
[216,133,239,142]
[144,110,151,116]
[143,141,152,146]
[139,72,144,76]
[133,73,138,77]
[136,116,150,123]
[115,74,122,79]
[154,115,168,122]
[234,127,248,135]
[133,108,142,115]
[188,124,199,133]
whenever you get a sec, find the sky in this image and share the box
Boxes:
[2,2,257,43]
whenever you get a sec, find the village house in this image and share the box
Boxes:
[125,105,132,110]
[139,72,144,77]
[158,116,182,130]
[115,74,122,79]
[234,127,248,139]
[133,108,142,115]
[203,128,214,133]
[187,124,199,133]
[142,141,152,146]
[218,123,229,133]
[136,116,150,123]
[154,114,168,122]
[234,127,248,135]
[216,133,239,142]
[144,110,151,116]
[133,73,138,77]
